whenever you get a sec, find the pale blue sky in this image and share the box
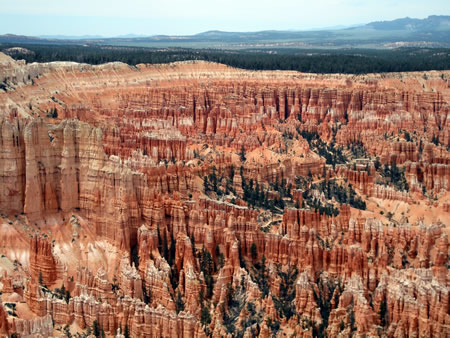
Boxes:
[0,0,449,36]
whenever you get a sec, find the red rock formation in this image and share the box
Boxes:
[1,272,14,294]
[12,314,53,337]
[0,303,9,336]
[0,54,448,337]
[370,184,412,202]
[29,235,58,286]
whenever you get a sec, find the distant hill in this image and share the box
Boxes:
[1,15,449,48]
[38,34,149,40]
[38,35,106,40]
[366,15,450,31]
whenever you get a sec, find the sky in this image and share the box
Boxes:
[0,0,449,37]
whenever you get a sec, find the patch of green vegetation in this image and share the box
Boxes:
[380,161,409,192]
[298,129,347,168]
[379,298,388,327]
[223,279,245,334]
[272,266,298,320]
[53,284,71,304]
[314,179,366,210]
[347,140,368,158]
[251,256,270,298]
[176,290,185,314]
[267,318,281,337]
[312,276,343,337]
[46,107,58,118]
[3,43,450,74]
[199,248,214,298]
[241,175,287,213]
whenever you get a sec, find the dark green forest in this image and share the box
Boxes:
[1,44,449,74]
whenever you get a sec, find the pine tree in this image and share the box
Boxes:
[307,170,313,182]
[272,266,298,320]
[176,291,185,314]
[190,233,196,257]
[162,231,169,262]
[63,325,72,338]
[251,256,270,298]
[250,243,258,262]
[239,145,246,162]
[201,305,211,326]
[92,320,100,337]
[123,325,130,338]
[379,298,388,327]
[65,290,71,304]
[229,165,235,180]
[374,157,381,171]
[199,248,214,297]
[431,134,439,146]
[143,285,151,304]
[208,166,219,193]
[203,176,210,193]
[61,283,66,295]
[169,232,176,266]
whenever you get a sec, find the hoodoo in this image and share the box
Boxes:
[0,52,448,337]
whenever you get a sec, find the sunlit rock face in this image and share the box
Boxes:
[0,52,448,337]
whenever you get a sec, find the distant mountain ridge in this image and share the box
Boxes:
[366,15,450,31]
[38,34,149,40]
[1,15,449,48]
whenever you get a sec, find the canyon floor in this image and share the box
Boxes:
[0,52,449,337]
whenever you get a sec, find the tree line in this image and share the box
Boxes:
[2,43,450,74]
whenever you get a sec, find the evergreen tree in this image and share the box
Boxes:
[65,290,71,304]
[209,166,218,192]
[239,145,246,162]
[379,298,388,327]
[374,157,381,171]
[201,305,212,326]
[238,243,246,269]
[215,245,225,269]
[190,233,196,257]
[251,256,270,298]
[162,231,169,262]
[431,134,439,146]
[63,325,72,338]
[92,320,100,337]
[123,325,130,338]
[199,248,214,298]
[203,176,210,193]
[176,291,185,314]
[170,266,179,291]
[61,283,66,295]
[272,266,298,320]
[229,165,235,180]
[143,285,151,304]
[169,232,176,266]
[250,243,258,261]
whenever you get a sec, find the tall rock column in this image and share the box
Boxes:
[29,235,57,286]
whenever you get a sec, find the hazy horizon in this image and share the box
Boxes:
[0,0,449,37]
